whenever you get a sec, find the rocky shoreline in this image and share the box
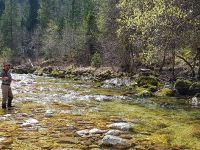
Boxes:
[12,65,200,102]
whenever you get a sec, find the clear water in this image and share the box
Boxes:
[0,74,199,150]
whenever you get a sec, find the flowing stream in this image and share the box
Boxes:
[0,74,199,150]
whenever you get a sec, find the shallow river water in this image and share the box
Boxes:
[0,74,199,150]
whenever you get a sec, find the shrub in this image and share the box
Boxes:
[189,82,200,96]
[91,52,101,68]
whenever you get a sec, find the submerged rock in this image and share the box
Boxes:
[89,128,107,135]
[105,130,121,136]
[57,137,79,144]
[21,122,33,127]
[77,128,107,137]
[21,118,39,127]
[76,129,90,137]
[107,122,133,131]
[0,137,13,146]
[0,114,13,121]
[0,117,7,121]
[101,135,131,149]
[16,113,32,118]
[25,118,39,124]
[44,110,54,118]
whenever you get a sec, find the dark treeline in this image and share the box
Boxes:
[0,0,200,79]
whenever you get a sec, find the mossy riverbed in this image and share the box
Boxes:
[0,74,199,150]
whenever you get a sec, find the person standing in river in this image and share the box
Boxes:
[0,63,18,109]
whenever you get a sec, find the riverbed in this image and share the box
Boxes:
[0,74,199,150]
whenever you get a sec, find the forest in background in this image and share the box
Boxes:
[0,0,199,80]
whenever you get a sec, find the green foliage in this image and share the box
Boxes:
[0,0,21,49]
[38,0,51,28]
[26,0,39,31]
[0,0,5,17]
[138,48,157,66]
[117,0,200,73]
[0,47,12,63]
[0,0,198,73]
[42,21,60,59]
[174,79,192,95]
[91,52,101,68]
[189,82,200,96]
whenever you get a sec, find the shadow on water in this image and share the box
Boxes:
[126,96,200,110]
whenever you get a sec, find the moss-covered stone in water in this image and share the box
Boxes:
[189,82,200,96]
[148,85,158,92]
[137,76,159,88]
[51,69,65,78]
[175,79,192,95]
[135,87,153,97]
[156,88,176,97]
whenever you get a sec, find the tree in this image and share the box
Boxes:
[118,0,200,78]
[96,0,128,70]
[26,0,39,31]
[0,0,5,17]
[0,0,21,51]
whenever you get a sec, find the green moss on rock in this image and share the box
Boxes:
[137,76,159,88]
[51,69,65,78]
[136,87,153,97]
[156,88,176,97]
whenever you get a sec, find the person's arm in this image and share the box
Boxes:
[0,77,9,80]
[12,78,20,82]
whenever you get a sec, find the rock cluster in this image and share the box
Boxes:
[76,122,133,149]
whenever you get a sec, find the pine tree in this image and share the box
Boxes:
[0,0,21,50]
[26,0,39,31]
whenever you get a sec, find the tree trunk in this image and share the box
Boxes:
[159,48,167,72]
[176,55,195,78]
[197,48,200,80]
[171,47,176,84]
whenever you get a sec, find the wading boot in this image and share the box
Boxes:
[7,98,14,109]
[2,103,6,109]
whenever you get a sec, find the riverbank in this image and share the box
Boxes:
[13,63,200,101]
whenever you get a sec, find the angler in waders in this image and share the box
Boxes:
[0,63,18,109]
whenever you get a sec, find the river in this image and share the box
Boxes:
[0,74,199,150]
